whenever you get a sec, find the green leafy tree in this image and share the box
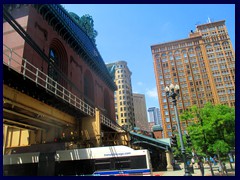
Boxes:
[180,102,235,157]
[69,12,98,46]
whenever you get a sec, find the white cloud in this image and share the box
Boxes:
[146,87,158,99]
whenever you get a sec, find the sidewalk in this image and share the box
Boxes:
[152,162,235,176]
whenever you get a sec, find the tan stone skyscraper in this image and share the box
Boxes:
[106,61,135,130]
[133,93,149,131]
[151,20,235,138]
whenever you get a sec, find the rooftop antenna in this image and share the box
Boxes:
[207,17,211,23]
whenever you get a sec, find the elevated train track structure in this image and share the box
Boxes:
[3,43,127,152]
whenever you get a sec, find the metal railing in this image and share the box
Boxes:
[3,44,124,132]
[100,115,124,132]
[3,44,95,115]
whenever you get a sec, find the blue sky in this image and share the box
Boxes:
[62,4,235,110]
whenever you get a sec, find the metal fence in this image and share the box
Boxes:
[3,44,125,132]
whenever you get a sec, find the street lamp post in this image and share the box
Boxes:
[165,84,192,176]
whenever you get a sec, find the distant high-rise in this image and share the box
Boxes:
[106,61,135,130]
[148,107,161,126]
[151,20,235,138]
[133,93,149,131]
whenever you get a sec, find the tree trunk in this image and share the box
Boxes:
[208,158,215,176]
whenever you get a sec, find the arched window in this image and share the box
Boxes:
[182,49,187,58]
[174,50,180,55]
[188,48,194,52]
[222,41,229,46]
[195,46,201,51]
[181,49,186,53]
[49,38,68,88]
[205,44,212,49]
[48,48,59,82]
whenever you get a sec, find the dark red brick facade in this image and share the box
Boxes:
[3,5,115,120]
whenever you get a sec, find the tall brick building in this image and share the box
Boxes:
[151,20,235,138]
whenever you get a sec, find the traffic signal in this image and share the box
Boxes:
[186,152,191,159]
[171,135,177,147]
[186,134,192,146]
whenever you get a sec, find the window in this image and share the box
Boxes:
[195,47,201,51]
[214,43,220,47]
[175,56,181,60]
[206,44,212,49]
[166,117,170,122]
[188,48,194,52]
[167,131,172,137]
[174,50,180,55]
[48,48,58,82]
[165,110,169,115]
[182,50,187,58]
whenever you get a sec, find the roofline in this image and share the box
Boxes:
[33,4,117,91]
[196,20,225,28]
[106,60,128,65]
[151,19,226,48]
[151,35,202,48]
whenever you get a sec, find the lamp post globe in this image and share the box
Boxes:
[165,84,191,176]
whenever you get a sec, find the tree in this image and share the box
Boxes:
[180,102,235,157]
[69,12,98,46]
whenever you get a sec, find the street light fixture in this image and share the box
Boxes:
[165,84,191,176]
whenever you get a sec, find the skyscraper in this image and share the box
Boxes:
[147,107,161,126]
[133,93,149,131]
[151,20,235,138]
[106,61,135,130]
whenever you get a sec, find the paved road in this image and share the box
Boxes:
[152,162,235,176]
